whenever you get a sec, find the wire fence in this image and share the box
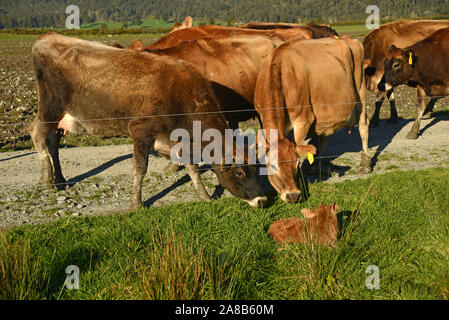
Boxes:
[1,93,447,128]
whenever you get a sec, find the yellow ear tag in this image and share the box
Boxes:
[308,152,314,165]
[334,35,339,39]
[409,53,413,65]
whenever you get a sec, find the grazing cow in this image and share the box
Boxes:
[254,36,370,203]
[30,33,267,209]
[269,203,339,248]
[363,19,449,126]
[379,27,449,140]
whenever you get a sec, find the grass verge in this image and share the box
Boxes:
[1,167,448,299]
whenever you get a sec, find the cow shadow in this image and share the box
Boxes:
[66,153,133,187]
[304,118,412,183]
[419,110,449,135]
[143,164,224,207]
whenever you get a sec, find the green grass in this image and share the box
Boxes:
[1,167,449,300]
[332,24,370,37]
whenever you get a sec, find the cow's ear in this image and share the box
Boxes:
[330,202,339,214]
[183,16,193,28]
[129,40,144,51]
[301,208,317,219]
[405,49,417,66]
[388,45,399,54]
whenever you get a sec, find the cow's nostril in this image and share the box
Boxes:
[257,197,267,208]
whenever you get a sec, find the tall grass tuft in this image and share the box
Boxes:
[128,227,217,299]
[0,228,48,299]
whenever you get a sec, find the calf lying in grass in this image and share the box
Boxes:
[269,203,339,248]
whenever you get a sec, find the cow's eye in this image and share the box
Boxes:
[393,62,401,70]
[234,169,246,178]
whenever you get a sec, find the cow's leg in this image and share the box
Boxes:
[130,137,151,210]
[128,119,156,210]
[358,90,372,173]
[370,91,387,127]
[46,128,67,189]
[406,87,438,140]
[29,118,58,189]
[387,89,399,124]
[185,164,211,201]
[229,120,239,130]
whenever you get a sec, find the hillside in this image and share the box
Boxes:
[1,0,449,29]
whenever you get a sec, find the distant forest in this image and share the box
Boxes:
[1,0,449,29]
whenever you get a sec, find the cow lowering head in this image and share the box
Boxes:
[378,45,417,92]
[265,137,317,204]
[211,160,267,208]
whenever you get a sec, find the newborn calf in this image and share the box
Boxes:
[269,203,339,248]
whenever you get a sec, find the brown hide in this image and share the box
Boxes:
[363,19,449,92]
[269,203,339,248]
[254,37,369,202]
[146,35,282,124]
[381,27,449,139]
[30,33,265,208]
[147,24,312,50]
[242,22,338,38]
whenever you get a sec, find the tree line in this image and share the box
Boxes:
[1,0,449,29]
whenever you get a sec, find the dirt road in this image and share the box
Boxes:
[1,115,448,228]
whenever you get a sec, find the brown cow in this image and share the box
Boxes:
[363,19,449,126]
[379,27,449,140]
[254,36,370,203]
[147,24,312,51]
[30,33,267,209]
[269,203,339,248]
[146,35,283,128]
[242,22,338,38]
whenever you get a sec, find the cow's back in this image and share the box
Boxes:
[256,37,364,136]
[32,33,223,137]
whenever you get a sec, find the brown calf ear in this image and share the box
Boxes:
[301,208,317,219]
[112,43,124,49]
[331,202,339,214]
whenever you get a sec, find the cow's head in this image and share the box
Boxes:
[264,137,317,204]
[378,45,417,91]
[211,159,267,208]
[170,16,193,33]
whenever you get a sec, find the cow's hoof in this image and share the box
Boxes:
[406,131,418,140]
[40,181,54,190]
[55,178,68,190]
[358,166,372,174]
[423,112,433,119]
[163,162,180,174]
[199,194,211,202]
